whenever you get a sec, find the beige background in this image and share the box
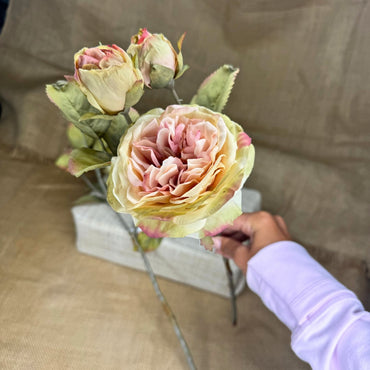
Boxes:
[0,0,369,368]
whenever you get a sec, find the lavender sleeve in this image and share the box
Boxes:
[246,241,370,370]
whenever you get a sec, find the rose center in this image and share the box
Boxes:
[129,116,219,198]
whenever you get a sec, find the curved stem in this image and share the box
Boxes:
[223,257,237,326]
[114,212,197,370]
[95,169,107,196]
[81,175,99,193]
[167,79,183,105]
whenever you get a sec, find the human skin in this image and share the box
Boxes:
[211,211,291,275]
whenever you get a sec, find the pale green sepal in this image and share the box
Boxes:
[149,64,175,89]
[174,33,189,80]
[68,148,111,177]
[135,232,162,253]
[200,236,214,251]
[200,190,243,238]
[124,79,144,108]
[137,217,206,238]
[176,33,185,71]
[190,65,239,112]
[55,152,71,170]
[175,64,190,80]
[177,32,186,52]
[128,107,140,123]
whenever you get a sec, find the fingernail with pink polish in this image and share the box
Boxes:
[212,237,221,250]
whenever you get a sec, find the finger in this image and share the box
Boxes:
[212,236,241,259]
[219,213,254,238]
[274,215,290,238]
[212,236,251,274]
[219,230,249,243]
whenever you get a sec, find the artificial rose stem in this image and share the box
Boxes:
[81,175,99,193]
[223,257,237,326]
[115,213,197,370]
[95,169,107,196]
[167,79,182,104]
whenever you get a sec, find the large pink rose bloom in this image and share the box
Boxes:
[107,105,254,238]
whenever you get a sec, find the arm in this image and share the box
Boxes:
[247,241,370,370]
[212,212,370,370]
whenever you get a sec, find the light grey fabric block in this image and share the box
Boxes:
[72,188,261,297]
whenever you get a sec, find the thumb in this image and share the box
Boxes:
[213,236,252,275]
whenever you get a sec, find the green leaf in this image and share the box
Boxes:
[68,148,111,177]
[134,232,162,252]
[92,138,111,153]
[102,108,138,155]
[190,64,239,112]
[67,123,94,148]
[46,81,111,139]
[79,112,113,121]
[46,80,92,122]
[103,114,130,155]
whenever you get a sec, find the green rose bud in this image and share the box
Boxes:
[127,28,188,89]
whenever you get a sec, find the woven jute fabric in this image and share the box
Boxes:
[0,153,312,369]
[0,0,369,368]
[0,0,369,264]
[0,153,368,369]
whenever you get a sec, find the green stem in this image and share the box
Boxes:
[167,79,183,105]
[223,257,237,326]
[95,169,107,196]
[115,212,197,370]
[81,175,106,200]
[81,175,99,193]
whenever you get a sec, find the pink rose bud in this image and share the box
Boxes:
[74,44,144,114]
[127,28,187,89]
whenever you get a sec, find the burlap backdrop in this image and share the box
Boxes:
[0,1,369,369]
[0,1,369,267]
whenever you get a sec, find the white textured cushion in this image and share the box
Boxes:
[72,188,261,297]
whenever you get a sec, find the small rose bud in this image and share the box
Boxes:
[127,28,188,89]
[74,44,144,114]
